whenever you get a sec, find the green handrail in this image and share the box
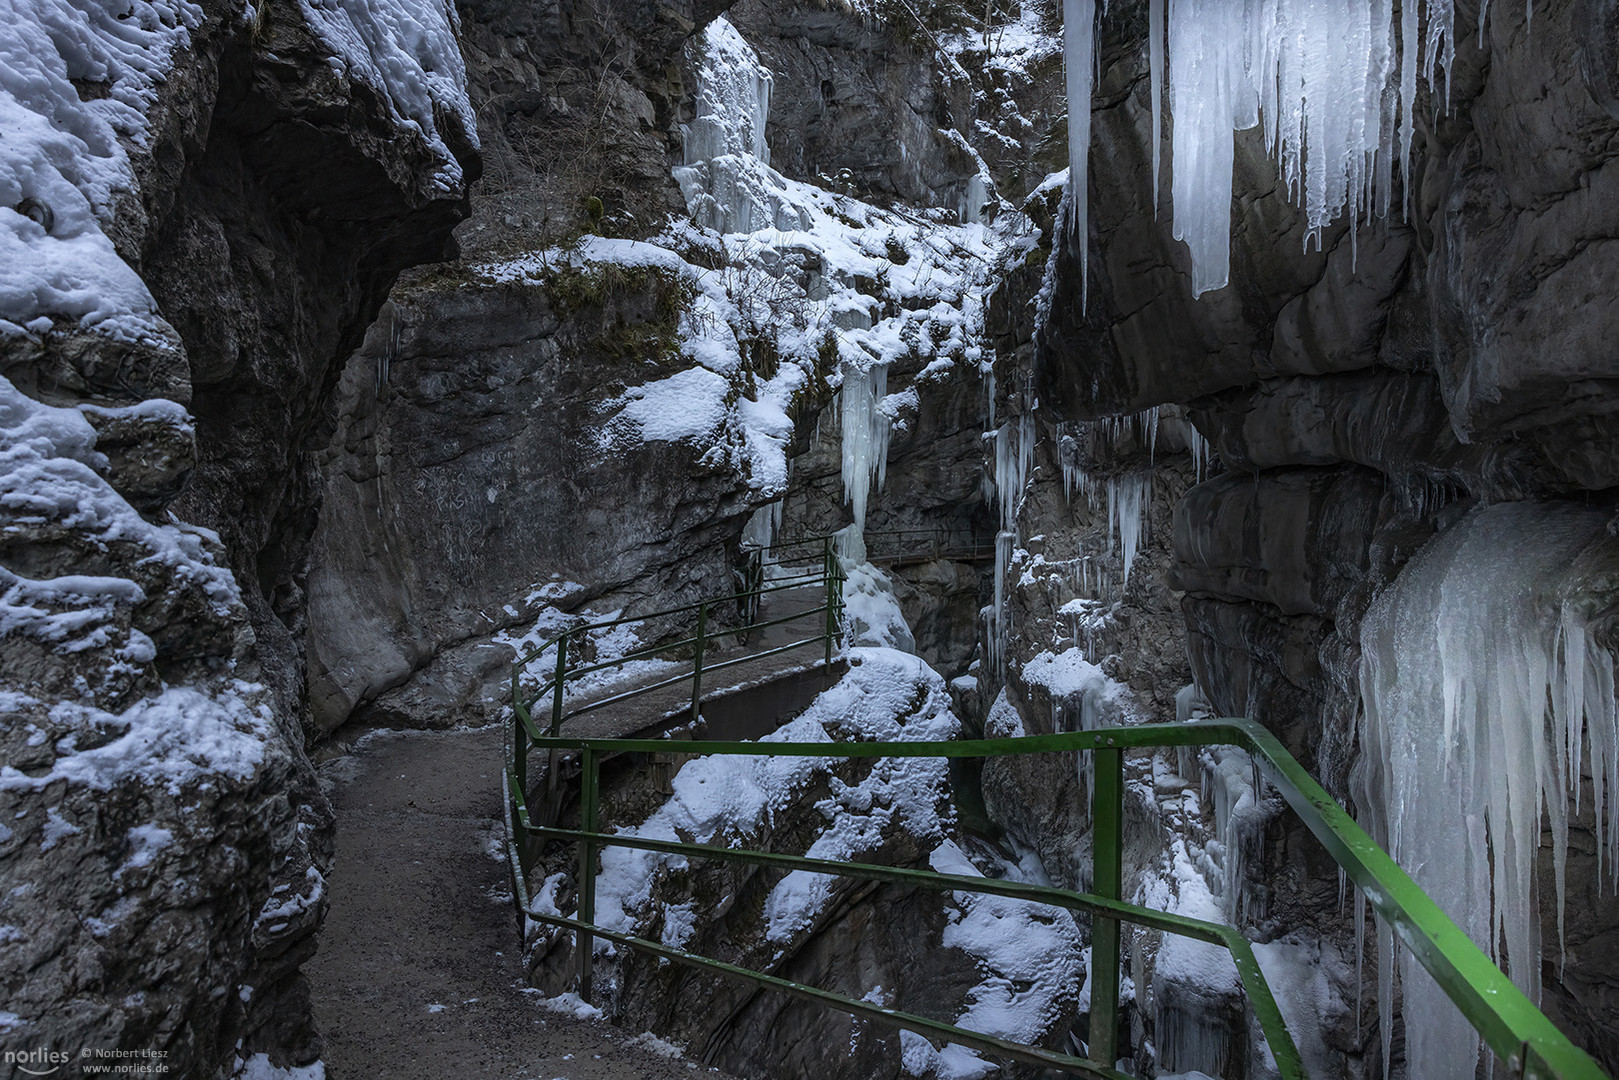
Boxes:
[509,537,847,798]
[506,724,1610,1079]
[502,535,1610,1080]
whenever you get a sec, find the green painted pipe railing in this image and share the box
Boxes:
[508,539,845,798]
[502,546,1609,1080]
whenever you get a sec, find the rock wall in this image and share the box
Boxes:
[0,0,475,1071]
[1029,0,1619,1069]
[306,262,755,734]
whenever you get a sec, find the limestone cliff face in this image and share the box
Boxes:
[305,263,757,734]
[0,0,475,1071]
[303,0,760,736]
[1030,0,1619,1066]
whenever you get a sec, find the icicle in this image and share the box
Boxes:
[1167,0,1253,296]
[989,530,1016,676]
[1188,423,1213,482]
[1063,0,1095,306]
[1353,502,1619,1080]
[1398,0,1418,220]
[740,501,782,552]
[839,363,890,529]
[1149,0,1165,213]
[1105,472,1151,585]
[1073,0,1518,296]
[1354,887,1366,1040]
[1203,747,1262,925]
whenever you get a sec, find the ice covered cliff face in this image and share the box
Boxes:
[674,17,793,236]
[1355,503,1619,1080]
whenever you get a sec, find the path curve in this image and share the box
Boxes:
[307,725,736,1080]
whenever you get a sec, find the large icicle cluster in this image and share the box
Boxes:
[1354,503,1619,1080]
[1064,0,1499,296]
[839,362,890,529]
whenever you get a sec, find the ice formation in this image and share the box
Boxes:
[1106,472,1152,585]
[1354,503,1619,1079]
[840,363,891,529]
[1062,0,1096,302]
[985,415,1035,675]
[1070,0,1502,295]
[674,17,803,235]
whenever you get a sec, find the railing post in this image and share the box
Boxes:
[691,601,707,723]
[551,634,568,737]
[823,540,837,667]
[512,669,527,796]
[578,747,599,1001]
[1089,743,1124,1068]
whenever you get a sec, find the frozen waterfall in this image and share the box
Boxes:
[674,16,806,235]
[1354,502,1619,1079]
[1066,1,1515,296]
[839,363,890,530]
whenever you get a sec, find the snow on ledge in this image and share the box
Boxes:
[293,0,477,191]
[0,0,200,344]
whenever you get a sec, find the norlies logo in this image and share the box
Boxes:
[1,1048,172,1076]
[3,1048,70,1076]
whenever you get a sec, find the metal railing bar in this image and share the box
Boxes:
[1236,723,1604,1080]
[531,634,832,731]
[554,669,711,722]
[717,605,829,638]
[524,821,1304,1078]
[520,910,1131,1080]
[560,642,702,682]
[691,635,829,676]
[525,822,1233,945]
[513,723,1609,1080]
[512,571,828,670]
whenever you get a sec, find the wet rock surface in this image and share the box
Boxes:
[1024,0,1619,1068]
[305,268,754,735]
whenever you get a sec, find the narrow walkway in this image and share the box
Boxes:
[554,582,833,741]
[308,725,736,1080]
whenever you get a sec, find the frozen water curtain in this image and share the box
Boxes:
[1062,0,1526,296]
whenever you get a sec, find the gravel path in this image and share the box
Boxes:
[307,725,734,1080]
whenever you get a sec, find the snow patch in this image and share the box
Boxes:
[295,0,476,190]
[233,1054,326,1080]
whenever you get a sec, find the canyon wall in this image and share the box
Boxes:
[1033,0,1619,1068]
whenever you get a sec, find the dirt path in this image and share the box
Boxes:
[307,725,733,1080]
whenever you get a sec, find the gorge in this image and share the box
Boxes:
[2,0,1617,1078]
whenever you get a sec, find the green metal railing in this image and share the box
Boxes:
[502,554,1609,1080]
[508,538,846,798]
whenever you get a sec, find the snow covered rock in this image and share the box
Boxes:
[0,0,476,1071]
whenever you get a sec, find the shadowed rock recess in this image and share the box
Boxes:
[5,0,1619,1077]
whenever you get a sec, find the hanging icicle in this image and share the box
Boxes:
[1063,0,1096,306]
[1059,1,1521,296]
